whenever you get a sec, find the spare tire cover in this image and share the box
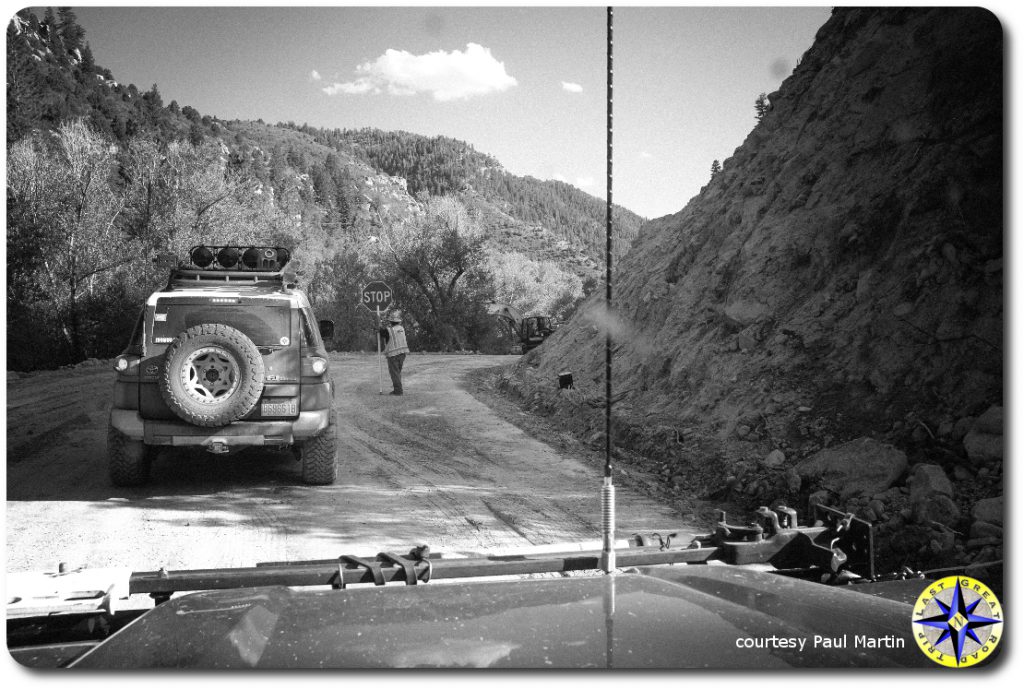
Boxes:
[160,323,265,427]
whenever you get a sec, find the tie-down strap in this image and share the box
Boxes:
[332,551,432,589]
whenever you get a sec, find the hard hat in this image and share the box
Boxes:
[388,310,402,323]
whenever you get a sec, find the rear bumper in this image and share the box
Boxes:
[109,409,331,448]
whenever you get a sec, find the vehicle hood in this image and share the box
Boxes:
[71,565,932,669]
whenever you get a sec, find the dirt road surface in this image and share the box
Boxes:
[6,354,689,578]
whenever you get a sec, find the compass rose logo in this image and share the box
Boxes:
[912,575,1002,668]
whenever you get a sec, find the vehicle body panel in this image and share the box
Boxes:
[70,567,932,669]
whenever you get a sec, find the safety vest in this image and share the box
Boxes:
[384,324,410,357]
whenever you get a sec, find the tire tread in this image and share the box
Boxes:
[108,425,151,487]
[300,413,337,485]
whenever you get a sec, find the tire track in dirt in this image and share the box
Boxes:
[340,422,514,551]
[336,359,596,550]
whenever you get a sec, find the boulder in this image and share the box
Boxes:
[973,405,1003,434]
[914,494,961,526]
[908,464,953,502]
[969,521,1003,540]
[971,496,1003,526]
[763,449,786,468]
[963,405,1003,464]
[795,437,907,500]
[723,300,768,326]
[963,429,1003,465]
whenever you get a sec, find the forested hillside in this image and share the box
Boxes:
[6,9,218,145]
[280,124,645,267]
[6,8,636,370]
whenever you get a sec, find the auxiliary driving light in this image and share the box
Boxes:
[217,247,240,268]
[190,245,214,268]
[311,358,327,375]
[114,357,130,372]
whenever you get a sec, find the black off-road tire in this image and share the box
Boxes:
[160,323,265,427]
[299,413,338,485]
[108,424,152,487]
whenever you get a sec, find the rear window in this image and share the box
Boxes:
[153,303,291,346]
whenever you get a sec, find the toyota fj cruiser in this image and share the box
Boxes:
[106,245,338,486]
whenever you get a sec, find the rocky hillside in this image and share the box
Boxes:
[502,8,1003,577]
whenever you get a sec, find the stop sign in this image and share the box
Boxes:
[360,281,394,314]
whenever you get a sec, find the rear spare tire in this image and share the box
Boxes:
[108,423,152,487]
[299,412,337,485]
[161,323,265,427]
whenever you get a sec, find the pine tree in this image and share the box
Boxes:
[754,92,769,121]
[143,83,163,109]
[710,159,722,178]
[80,42,95,72]
[57,7,85,54]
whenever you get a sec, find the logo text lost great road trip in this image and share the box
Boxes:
[912,575,1002,668]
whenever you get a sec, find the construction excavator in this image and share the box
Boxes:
[486,302,555,354]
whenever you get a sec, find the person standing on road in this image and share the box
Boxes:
[378,310,410,395]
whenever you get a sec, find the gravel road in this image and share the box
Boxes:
[6,354,688,576]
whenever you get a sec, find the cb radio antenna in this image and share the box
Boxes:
[600,5,616,575]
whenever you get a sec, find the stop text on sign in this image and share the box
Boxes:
[360,281,394,313]
[363,290,391,305]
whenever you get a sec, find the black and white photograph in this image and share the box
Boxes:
[4,2,1008,673]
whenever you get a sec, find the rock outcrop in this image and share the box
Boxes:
[501,8,1003,574]
[795,437,906,500]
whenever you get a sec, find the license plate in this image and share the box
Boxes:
[261,400,297,416]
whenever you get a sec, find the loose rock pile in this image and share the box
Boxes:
[788,406,1002,576]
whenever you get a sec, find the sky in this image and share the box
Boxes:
[66,4,831,219]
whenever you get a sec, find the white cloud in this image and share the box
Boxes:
[576,176,595,188]
[639,151,653,159]
[561,81,583,93]
[324,43,517,101]
[552,173,568,183]
[310,69,322,82]
[323,80,375,96]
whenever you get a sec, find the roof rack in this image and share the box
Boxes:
[166,267,299,289]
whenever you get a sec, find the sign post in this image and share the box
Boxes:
[375,307,383,394]
[360,281,394,395]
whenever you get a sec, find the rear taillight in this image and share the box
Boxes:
[113,356,139,375]
[302,357,328,376]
